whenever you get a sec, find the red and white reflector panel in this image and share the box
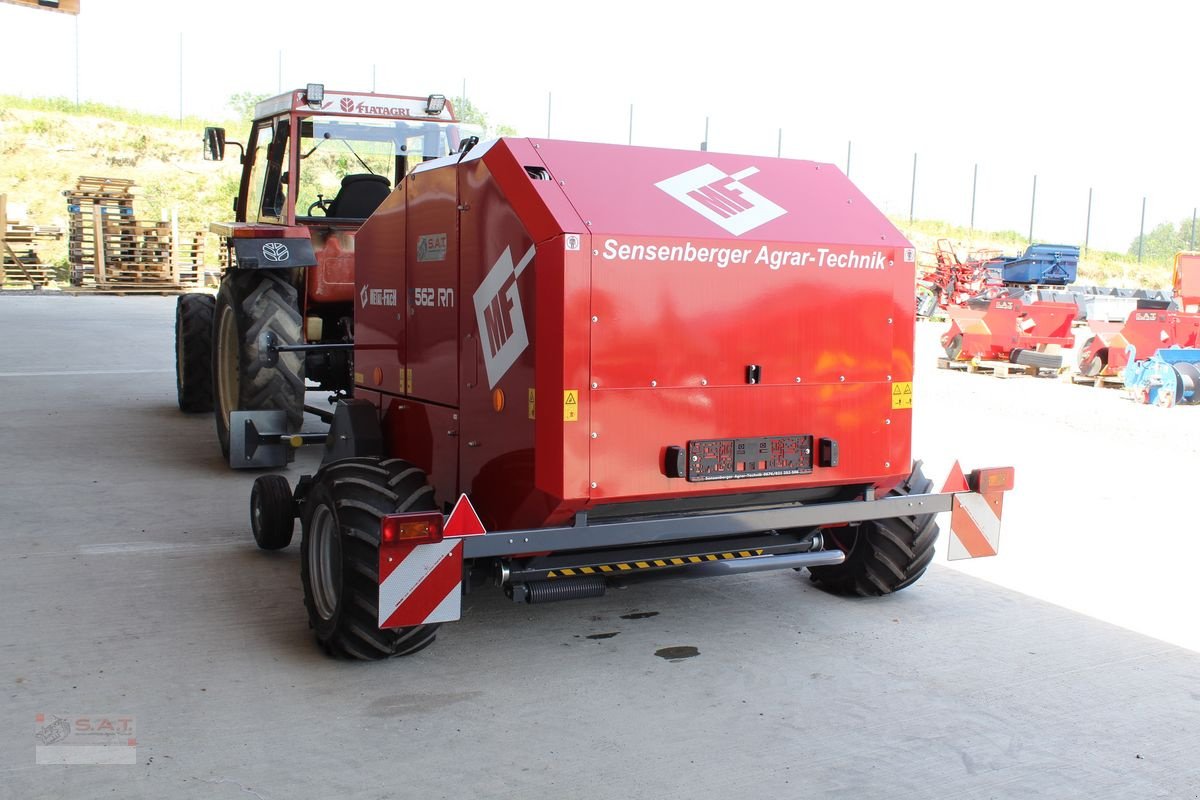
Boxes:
[378,539,464,628]
[948,491,1003,560]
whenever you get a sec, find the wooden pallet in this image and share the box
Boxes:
[936,357,1055,378]
[1069,372,1124,389]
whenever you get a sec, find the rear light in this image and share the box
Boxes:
[968,467,1015,493]
[380,512,443,546]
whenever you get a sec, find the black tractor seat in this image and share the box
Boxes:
[325,173,391,219]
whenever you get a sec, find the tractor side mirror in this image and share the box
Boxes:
[203,127,226,161]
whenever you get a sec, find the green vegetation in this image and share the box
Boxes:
[1129,217,1200,266]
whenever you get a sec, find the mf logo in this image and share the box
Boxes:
[656,164,786,236]
[473,244,536,389]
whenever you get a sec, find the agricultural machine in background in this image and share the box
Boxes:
[1081,252,1200,405]
[231,138,1014,660]
[172,84,466,460]
[936,243,1081,368]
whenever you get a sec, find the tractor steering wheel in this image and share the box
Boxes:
[307,195,329,216]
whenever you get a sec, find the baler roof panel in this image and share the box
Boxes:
[526,139,906,247]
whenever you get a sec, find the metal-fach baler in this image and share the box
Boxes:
[238,139,1014,660]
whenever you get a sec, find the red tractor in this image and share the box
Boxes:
[236,139,1014,659]
[173,84,465,459]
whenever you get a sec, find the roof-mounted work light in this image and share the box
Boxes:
[304,83,325,106]
[425,94,446,115]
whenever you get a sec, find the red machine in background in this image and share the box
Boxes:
[941,295,1077,369]
[917,239,1004,314]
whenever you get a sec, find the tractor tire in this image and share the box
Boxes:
[250,474,295,551]
[808,462,939,597]
[212,271,305,460]
[300,457,441,660]
[175,293,215,413]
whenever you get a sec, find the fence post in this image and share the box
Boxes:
[970,163,978,232]
[909,152,917,224]
[1028,175,1037,245]
[1191,208,1196,250]
[1084,187,1093,256]
[700,117,708,152]
[845,141,852,177]
[1138,197,1146,263]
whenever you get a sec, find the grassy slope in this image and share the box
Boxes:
[0,95,1169,289]
[0,96,240,280]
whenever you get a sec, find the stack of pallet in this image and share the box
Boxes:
[1,194,63,288]
[65,176,205,291]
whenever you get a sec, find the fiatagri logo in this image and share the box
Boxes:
[656,164,786,236]
[329,94,414,117]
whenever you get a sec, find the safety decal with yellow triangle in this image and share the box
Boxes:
[891,381,913,409]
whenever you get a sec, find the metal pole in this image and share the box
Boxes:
[909,153,917,224]
[970,163,978,231]
[178,32,183,125]
[277,51,282,94]
[1191,208,1196,250]
[372,65,376,93]
[74,14,80,109]
[776,128,782,158]
[628,104,633,145]
[1028,174,1037,244]
[1084,187,1093,256]
[546,92,552,138]
[701,117,708,152]
[846,141,851,177]
[1138,196,1146,263]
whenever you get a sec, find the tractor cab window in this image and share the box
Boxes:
[244,119,290,224]
[295,116,462,220]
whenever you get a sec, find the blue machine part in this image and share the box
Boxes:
[991,243,1080,285]
[1122,346,1200,406]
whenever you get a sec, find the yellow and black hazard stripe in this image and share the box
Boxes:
[547,550,765,579]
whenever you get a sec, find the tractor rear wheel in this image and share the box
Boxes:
[212,271,305,460]
[175,293,215,413]
[808,462,939,596]
[300,457,441,660]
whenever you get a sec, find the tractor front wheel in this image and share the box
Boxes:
[175,293,215,413]
[300,457,441,660]
[212,271,305,460]
[808,462,939,596]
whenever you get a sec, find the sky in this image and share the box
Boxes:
[1,0,1197,254]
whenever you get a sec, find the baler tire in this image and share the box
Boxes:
[175,293,215,413]
[213,272,306,460]
[807,462,939,597]
[250,474,295,551]
[300,457,440,660]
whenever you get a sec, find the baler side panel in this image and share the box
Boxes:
[404,165,460,407]
[381,397,460,509]
[352,188,407,394]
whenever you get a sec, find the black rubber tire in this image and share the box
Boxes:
[300,457,441,660]
[1010,348,1062,370]
[1078,337,1106,377]
[251,474,295,550]
[175,293,215,413]
[212,271,305,460]
[808,462,939,597]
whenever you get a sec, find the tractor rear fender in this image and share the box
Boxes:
[375,462,1014,629]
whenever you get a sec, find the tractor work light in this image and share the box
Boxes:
[305,83,325,106]
[425,94,446,115]
[380,512,443,546]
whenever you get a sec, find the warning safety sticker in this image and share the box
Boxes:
[563,389,579,422]
[891,382,913,409]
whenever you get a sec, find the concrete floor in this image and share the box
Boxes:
[1,295,1199,799]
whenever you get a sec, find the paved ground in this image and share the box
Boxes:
[1,295,1199,799]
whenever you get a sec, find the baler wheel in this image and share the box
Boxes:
[175,293,215,413]
[807,462,939,597]
[300,457,440,660]
[212,272,305,460]
[251,474,295,550]
[1078,336,1105,377]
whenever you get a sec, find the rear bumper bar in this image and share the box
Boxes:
[462,491,953,559]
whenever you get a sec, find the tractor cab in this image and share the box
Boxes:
[205,86,464,227]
